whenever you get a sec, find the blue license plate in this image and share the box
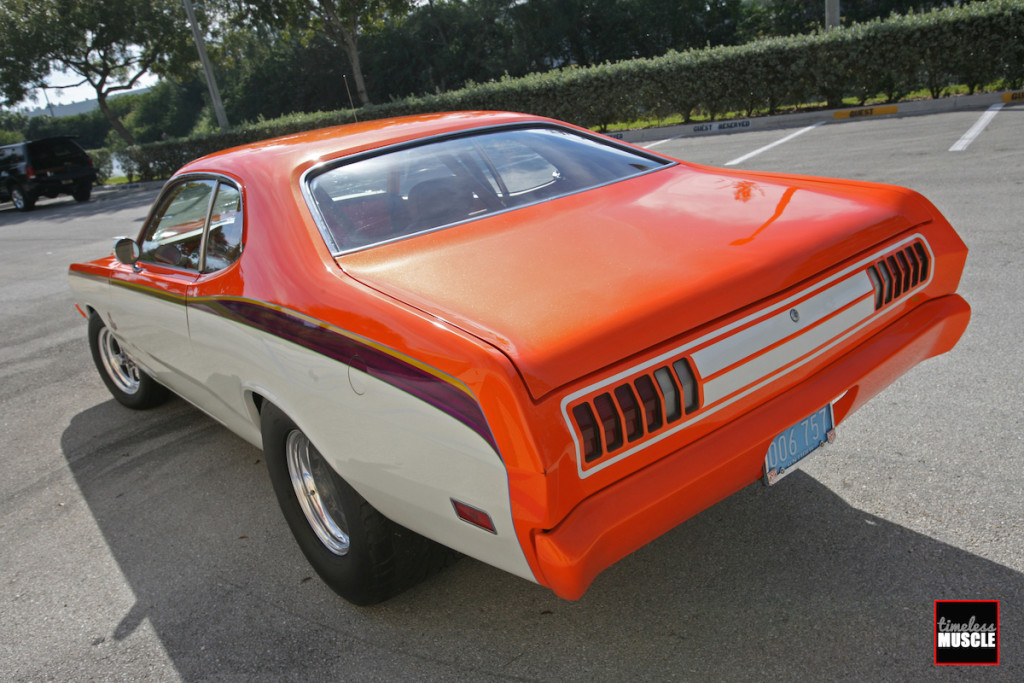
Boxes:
[763,404,835,485]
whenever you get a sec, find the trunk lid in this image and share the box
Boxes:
[339,164,931,399]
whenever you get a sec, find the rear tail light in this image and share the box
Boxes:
[593,393,623,452]
[867,241,930,310]
[569,355,701,466]
[654,366,681,423]
[613,384,644,443]
[633,375,663,431]
[572,403,602,462]
[673,358,700,414]
[25,164,35,180]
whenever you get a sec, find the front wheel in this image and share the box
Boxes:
[261,403,457,605]
[88,313,169,409]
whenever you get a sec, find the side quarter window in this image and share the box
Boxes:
[203,182,243,273]
[140,179,216,270]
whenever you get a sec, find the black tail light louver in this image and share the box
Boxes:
[572,357,700,463]
[867,241,929,310]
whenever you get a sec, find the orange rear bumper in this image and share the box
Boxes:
[532,294,970,599]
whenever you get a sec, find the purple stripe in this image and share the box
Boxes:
[191,298,500,455]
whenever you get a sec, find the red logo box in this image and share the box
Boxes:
[934,600,999,665]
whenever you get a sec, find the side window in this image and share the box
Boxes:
[203,182,243,273]
[140,180,216,270]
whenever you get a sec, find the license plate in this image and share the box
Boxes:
[763,404,835,485]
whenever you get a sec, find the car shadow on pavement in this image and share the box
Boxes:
[61,400,1022,680]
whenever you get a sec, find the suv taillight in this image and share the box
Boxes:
[25,164,35,180]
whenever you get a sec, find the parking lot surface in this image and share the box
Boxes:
[2,106,1021,680]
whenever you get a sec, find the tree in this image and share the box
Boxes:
[0,0,189,145]
[0,109,27,144]
[236,0,413,106]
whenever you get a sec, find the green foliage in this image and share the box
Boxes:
[122,79,206,144]
[120,0,1024,179]
[87,148,113,184]
[0,0,192,144]
[218,32,355,123]
[23,110,113,149]
[0,110,27,143]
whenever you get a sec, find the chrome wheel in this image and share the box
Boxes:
[286,430,350,556]
[97,326,141,395]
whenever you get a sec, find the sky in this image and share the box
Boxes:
[18,69,160,111]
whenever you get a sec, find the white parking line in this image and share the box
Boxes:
[724,122,826,166]
[949,103,1004,151]
[641,137,678,150]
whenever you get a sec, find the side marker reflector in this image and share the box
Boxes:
[451,499,497,534]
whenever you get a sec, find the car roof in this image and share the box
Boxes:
[176,111,562,179]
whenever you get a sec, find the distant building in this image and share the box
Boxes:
[22,87,152,118]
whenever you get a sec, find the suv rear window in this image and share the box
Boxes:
[27,138,89,169]
[306,126,671,254]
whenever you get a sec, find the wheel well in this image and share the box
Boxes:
[244,390,268,430]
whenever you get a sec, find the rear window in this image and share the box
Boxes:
[306,126,671,254]
[27,138,88,168]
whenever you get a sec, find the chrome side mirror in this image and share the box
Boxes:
[113,237,141,268]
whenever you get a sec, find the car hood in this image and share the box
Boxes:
[339,164,933,400]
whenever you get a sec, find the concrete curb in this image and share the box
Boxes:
[615,89,1023,144]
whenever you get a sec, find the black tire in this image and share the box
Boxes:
[10,183,35,211]
[261,403,457,605]
[87,313,170,409]
[73,184,92,202]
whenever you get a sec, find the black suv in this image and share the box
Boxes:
[1,136,98,211]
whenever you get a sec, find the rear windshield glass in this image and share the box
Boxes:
[306,126,671,254]
[27,138,88,168]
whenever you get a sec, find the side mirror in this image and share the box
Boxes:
[113,237,140,267]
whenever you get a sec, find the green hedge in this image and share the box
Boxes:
[86,148,113,184]
[119,0,1024,180]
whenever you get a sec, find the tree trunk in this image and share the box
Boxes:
[340,33,371,107]
[96,92,137,146]
[318,3,371,106]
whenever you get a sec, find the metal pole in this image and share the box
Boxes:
[182,0,229,130]
[826,0,840,29]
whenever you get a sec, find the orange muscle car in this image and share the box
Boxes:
[68,112,970,604]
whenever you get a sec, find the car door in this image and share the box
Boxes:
[179,179,257,440]
[104,178,214,393]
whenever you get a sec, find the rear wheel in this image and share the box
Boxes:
[88,313,169,409]
[261,403,457,605]
[10,184,35,211]
[73,184,92,202]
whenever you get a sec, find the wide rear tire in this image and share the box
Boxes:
[260,402,457,605]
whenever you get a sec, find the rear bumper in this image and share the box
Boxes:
[27,169,97,196]
[532,294,970,599]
